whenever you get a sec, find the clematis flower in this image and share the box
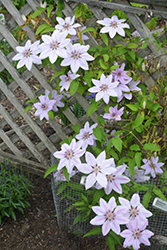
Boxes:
[45,90,64,112]
[75,121,98,150]
[124,166,150,183]
[70,26,89,43]
[59,70,80,91]
[76,151,116,189]
[39,30,71,63]
[96,164,130,194]
[34,95,56,121]
[88,74,118,104]
[117,193,152,221]
[97,15,129,39]
[12,40,41,71]
[61,43,94,73]
[90,197,129,236]
[111,63,132,84]
[103,105,124,121]
[117,80,141,102]
[120,218,154,250]
[141,156,164,178]
[55,16,81,35]
[53,139,85,174]
[53,169,78,183]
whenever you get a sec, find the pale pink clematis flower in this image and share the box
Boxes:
[39,30,71,63]
[124,165,150,183]
[141,156,164,178]
[96,164,130,194]
[117,193,153,221]
[45,90,64,112]
[117,80,141,102]
[59,70,80,91]
[53,169,78,183]
[53,139,85,174]
[76,151,116,189]
[55,16,81,35]
[61,43,94,73]
[120,218,154,250]
[88,74,119,104]
[12,40,41,71]
[111,63,132,84]
[90,197,129,236]
[34,95,56,121]
[70,26,89,43]
[97,15,130,39]
[75,121,98,150]
[103,105,124,121]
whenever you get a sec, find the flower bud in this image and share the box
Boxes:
[31,19,36,26]
[142,62,145,71]
[22,14,27,22]
[40,1,47,8]
[143,100,146,109]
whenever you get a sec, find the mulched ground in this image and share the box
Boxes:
[0,173,112,250]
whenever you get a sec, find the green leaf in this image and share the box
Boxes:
[31,10,43,18]
[126,104,138,111]
[130,144,140,151]
[70,80,79,96]
[111,137,122,152]
[62,167,69,182]
[133,114,144,128]
[47,5,54,17]
[128,158,135,177]
[93,126,102,142]
[99,59,109,70]
[57,0,64,10]
[135,152,141,167]
[36,24,50,35]
[110,64,119,71]
[97,114,105,126]
[48,110,55,120]
[44,164,58,178]
[24,105,32,113]
[72,123,80,133]
[94,189,105,203]
[140,42,148,49]
[143,143,160,151]
[81,27,96,33]
[99,33,108,46]
[57,182,68,195]
[109,148,118,160]
[87,102,98,117]
[109,230,123,246]
[106,236,115,250]
[128,50,136,60]
[103,54,109,62]
[142,192,152,208]
[83,227,101,237]
[153,187,167,201]
[127,43,138,49]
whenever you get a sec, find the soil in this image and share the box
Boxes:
[0,173,116,250]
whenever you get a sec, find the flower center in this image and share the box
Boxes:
[93,164,100,174]
[50,41,59,50]
[106,174,115,182]
[72,50,81,59]
[112,113,117,118]
[130,207,138,218]
[63,23,70,30]
[42,103,48,110]
[65,149,74,159]
[110,21,117,28]
[133,229,141,239]
[105,211,115,221]
[66,76,71,82]
[83,132,90,140]
[24,49,32,58]
[101,84,108,91]
[117,71,122,77]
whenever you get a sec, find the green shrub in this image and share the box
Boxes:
[0,160,33,224]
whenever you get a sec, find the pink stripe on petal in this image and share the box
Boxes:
[102,220,110,236]
[90,215,106,226]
